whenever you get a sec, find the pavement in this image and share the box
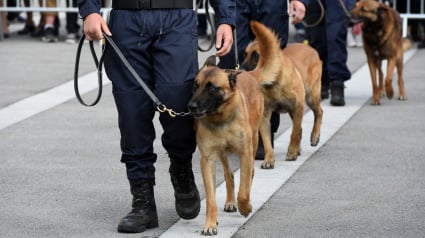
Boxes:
[1,18,425,238]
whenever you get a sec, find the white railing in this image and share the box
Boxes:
[1,0,425,40]
[385,0,425,37]
[0,0,211,40]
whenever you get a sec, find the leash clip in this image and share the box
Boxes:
[157,104,177,117]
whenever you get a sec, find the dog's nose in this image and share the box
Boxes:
[187,100,198,112]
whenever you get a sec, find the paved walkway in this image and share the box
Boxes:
[1,20,425,238]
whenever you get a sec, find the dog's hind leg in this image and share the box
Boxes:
[219,155,237,213]
[286,103,304,161]
[306,70,323,146]
[259,110,275,169]
[385,57,396,100]
[306,96,323,147]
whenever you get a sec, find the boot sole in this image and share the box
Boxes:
[117,220,159,233]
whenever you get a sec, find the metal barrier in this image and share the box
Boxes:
[0,0,210,41]
[1,0,425,41]
[387,0,425,37]
[0,0,112,40]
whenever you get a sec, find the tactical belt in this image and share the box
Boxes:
[112,0,193,9]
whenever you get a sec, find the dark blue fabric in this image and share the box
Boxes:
[103,9,198,180]
[306,0,355,83]
[218,0,290,69]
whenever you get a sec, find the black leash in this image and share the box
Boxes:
[73,33,191,117]
[73,34,103,107]
[197,0,216,52]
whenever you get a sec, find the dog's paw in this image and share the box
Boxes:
[370,100,381,105]
[311,134,320,146]
[261,160,275,169]
[286,148,300,161]
[224,202,237,213]
[398,95,407,101]
[385,83,394,99]
[238,202,252,217]
[202,222,218,236]
[285,153,298,161]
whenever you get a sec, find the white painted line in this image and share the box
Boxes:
[0,72,110,130]
[160,49,417,238]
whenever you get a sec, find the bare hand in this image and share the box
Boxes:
[215,24,233,57]
[289,0,306,24]
[83,13,112,41]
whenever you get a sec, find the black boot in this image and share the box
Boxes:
[321,71,330,100]
[330,82,345,106]
[169,160,200,220]
[255,132,274,160]
[117,180,159,233]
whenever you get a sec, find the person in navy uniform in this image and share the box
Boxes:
[305,0,356,106]
[77,0,235,233]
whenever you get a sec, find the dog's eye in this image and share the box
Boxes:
[193,82,199,91]
[207,82,220,94]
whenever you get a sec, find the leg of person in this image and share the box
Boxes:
[324,1,351,106]
[306,12,329,101]
[103,10,162,233]
[152,9,200,220]
[65,0,80,43]
[18,0,36,35]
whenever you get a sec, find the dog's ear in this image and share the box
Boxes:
[226,70,241,89]
[204,55,217,67]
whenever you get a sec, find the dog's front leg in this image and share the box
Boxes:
[367,58,381,105]
[385,57,397,100]
[201,156,218,236]
[219,156,237,213]
[237,150,253,217]
[395,55,407,100]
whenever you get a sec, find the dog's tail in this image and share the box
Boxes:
[250,21,282,84]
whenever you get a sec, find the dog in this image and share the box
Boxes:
[241,21,323,169]
[351,0,407,105]
[187,56,266,235]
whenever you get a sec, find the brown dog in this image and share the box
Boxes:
[242,21,323,169]
[351,0,407,105]
[187,56,265,235]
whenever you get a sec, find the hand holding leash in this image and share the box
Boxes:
[215,24,233,57]
[82,13,112,41]
[289,0,306,24]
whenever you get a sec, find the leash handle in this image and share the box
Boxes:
[74,32,192,117]
[73,34,103,107]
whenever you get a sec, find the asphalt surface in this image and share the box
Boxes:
[1,19,425,238]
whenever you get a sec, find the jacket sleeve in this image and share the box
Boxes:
[209,0,236,28]
[77,0,102,19]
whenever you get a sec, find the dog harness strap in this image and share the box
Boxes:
[112,0,193,10]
